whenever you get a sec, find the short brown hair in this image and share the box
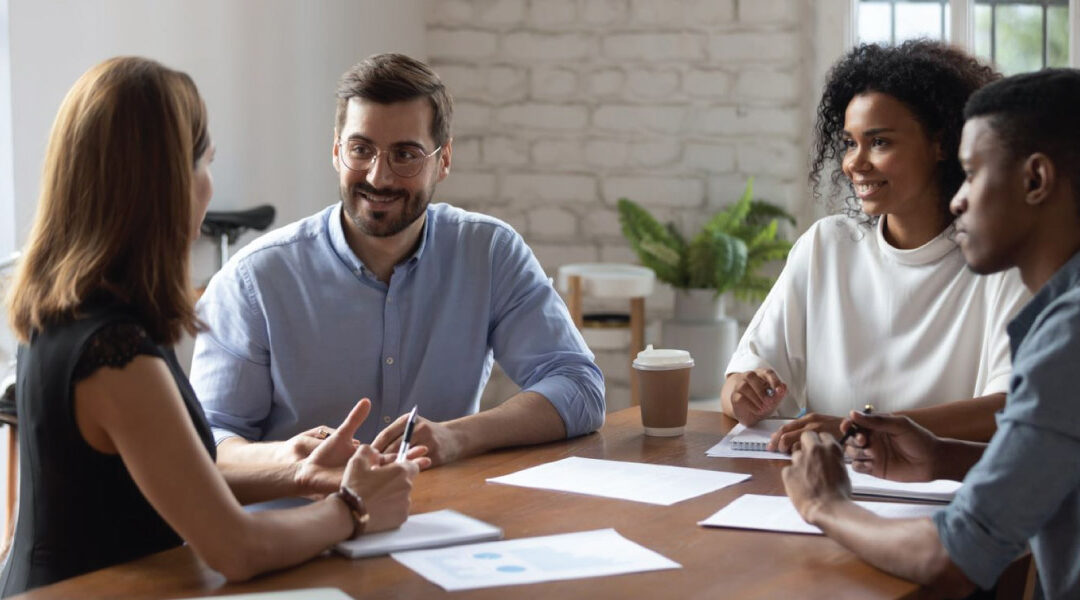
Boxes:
[334,53,453,147]
[6,56,208,345]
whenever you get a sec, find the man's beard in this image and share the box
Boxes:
[341,179,432,238]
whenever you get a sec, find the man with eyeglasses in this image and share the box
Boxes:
[190,54,604,496]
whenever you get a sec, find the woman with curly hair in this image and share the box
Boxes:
[721,40,1030,452]
[1,57,427,595]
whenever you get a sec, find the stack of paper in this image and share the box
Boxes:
[392,529,680,591]
[335,510,503,558]
[699,494,943,535]
[705,421,792,460]
[848,466,961,502]
[487,456,751,506]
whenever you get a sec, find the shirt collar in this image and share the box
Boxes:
[326,203,434,276]
[874,216,958,265]
[1007,248,1080,353]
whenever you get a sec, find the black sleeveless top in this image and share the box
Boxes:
[0,306,216,596]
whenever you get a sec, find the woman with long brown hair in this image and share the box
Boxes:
[1,56,426,595]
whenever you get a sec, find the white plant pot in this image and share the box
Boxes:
[660,289,738,399]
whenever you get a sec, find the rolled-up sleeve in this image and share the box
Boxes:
[486,230,605,438]
[190,259,275,444]
[934,423,1080,589]
[935,298,1080,591]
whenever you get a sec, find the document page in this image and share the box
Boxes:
[487,456,751,506]
[175,589,352,600]
[699,494,942,535]
[335,509,503,558]
[848,466,961,502]
[392,528,680,591]
[705,421,792,460]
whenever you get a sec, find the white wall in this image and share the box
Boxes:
[0,0,426,540]
[425,0,821,410]
[0,0,13,260]
[7,0,426,284]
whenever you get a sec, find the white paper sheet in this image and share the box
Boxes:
[486,456,751,506]
[335,509,503,558]
[392,529,680,591]
[699,494,943,535]
[705,421,792,460]
[175,589,352,600]
[848,466,961,502]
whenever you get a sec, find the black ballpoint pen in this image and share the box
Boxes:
[838,404,874,446]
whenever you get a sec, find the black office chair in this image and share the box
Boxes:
[200,205,276,270]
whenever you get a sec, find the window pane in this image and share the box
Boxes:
[895,2,944,42]
[974,4,992,59]
[859,2,892,45]
[995,4,1044,75]
[1048,6,1069,68]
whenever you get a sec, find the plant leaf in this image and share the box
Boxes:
[617,198,686,285]
[746,200,797,228]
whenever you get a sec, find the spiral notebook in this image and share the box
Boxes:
[728,419,788,451]
[334,509,503,558]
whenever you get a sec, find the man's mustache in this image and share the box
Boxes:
[352,181,409,200]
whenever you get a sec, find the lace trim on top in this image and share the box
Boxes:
[73,322,161,383]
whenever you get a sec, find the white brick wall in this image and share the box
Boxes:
[425,0,815,411]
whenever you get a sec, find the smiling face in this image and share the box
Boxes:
[950,117,1032,274]
[841,92,944,223]
[333,97,451,238]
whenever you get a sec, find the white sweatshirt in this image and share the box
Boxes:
[725,215,1030,417]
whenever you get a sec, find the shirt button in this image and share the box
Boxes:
[386,296,392,303]
[385,356,394,365]
[383,416,392,424]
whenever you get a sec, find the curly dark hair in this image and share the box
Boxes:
[809,40,999,227]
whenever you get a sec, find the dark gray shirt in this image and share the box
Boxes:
[934,250,1080,599]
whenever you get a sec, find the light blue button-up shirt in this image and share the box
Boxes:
[934,249,1080,599]
[190,202,605,446]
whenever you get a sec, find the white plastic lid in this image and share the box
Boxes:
[632,344,694,370]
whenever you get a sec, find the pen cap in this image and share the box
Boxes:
[632,344,694,371]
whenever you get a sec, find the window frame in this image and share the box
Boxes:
[842,0,1079,67]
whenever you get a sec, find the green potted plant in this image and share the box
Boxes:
[616,177,795,398]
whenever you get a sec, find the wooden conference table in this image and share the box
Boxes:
[12,408,999,599]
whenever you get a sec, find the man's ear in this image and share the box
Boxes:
[331,131,341,173]
[436,137,452,182]
[1024,153,1055,206]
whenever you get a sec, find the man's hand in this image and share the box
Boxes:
[294,399,373,495]
[372,413,465,468]
[282,424,360,462]
[727,369,787,425]
[342,445,419,534]
[842,411,940,482]
[782,431,852,525]
[769,412,842,453]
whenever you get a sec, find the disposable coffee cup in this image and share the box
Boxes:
[633,344,694,436]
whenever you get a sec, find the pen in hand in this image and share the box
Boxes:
[838,404,874,446]
[396,406,419,463]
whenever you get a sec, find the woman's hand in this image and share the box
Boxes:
[769,413,842,453]
[726,369,787,425]
[342,445,420,533]
[295,399,371,494]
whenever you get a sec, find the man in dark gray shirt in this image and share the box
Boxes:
[780,69,1080,599]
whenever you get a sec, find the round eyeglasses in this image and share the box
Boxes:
[337,139,442,179]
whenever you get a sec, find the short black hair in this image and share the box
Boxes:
[810,40,999,227]
[964,68,1080,213]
